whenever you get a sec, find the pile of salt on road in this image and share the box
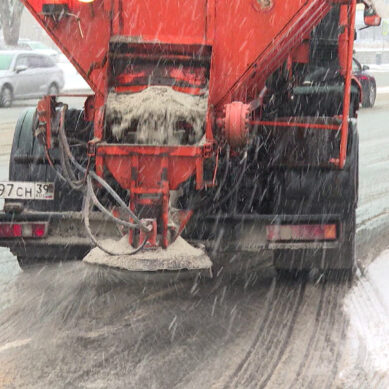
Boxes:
[83,236,212,272]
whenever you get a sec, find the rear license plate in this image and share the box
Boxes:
[0,182,54,200]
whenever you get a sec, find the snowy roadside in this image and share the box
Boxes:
[378,86,389,94]
[368,64,389,73]
[0,123,14,158]
[57,62,92,94]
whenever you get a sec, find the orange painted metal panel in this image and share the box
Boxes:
[22,0,330,106]
[210,0,306,103]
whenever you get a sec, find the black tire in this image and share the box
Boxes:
[8,108,90,267]
[47,82,59,96]
[0,85,13,108]
[8,108,85,212]
[362,82,376,108]
[273,123,358,278]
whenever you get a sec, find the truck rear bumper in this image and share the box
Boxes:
[0,211,343,257]
[0,211,118,259]
[196,213,342,252]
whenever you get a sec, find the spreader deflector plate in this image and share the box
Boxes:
[83,236,212,272]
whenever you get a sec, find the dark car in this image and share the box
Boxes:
[353,57,376,108]
[0,50,64,108]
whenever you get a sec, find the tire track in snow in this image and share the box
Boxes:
[227,280,305,388]
[255,281,306,389]
[281,280,348,389]
[304,281,349,389]
[286,283,326,389]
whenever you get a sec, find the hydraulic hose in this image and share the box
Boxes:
[58,141,84,191]
[57,104,150,233]
[39,105,152,256]
[56,107,83,189]
[44,145,67,183]
[190,148,247,211]
[83,183,148,256]
[42,103,152,255]
[213,145,230,201]
[87,176,139,229]
[211,150,248,208]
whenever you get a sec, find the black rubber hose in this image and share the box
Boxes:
[44,145,67,183]
[83,183,148,256]
[57,105,149,233]
[211,151,248,208]
[58,140,84,190]
[57,107,85,190]
[87,176,139,229]
[190,149,248,211]
[213,145,230,201]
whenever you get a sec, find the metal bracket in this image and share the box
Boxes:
[87,138,101,157]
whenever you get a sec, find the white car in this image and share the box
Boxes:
[0,50,64,107]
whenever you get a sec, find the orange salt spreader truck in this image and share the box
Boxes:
[0,0,382,276]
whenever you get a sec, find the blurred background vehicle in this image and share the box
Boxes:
[0,50,64,107]
[353,57,377,107]
[18,39,59,58]
[0,38,58,58]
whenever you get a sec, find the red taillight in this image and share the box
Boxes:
[0,223,48,238]
[32,224,47,238]
[266,224,337,242]
[0,224,22,238]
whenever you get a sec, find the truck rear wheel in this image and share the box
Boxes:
[8,108,90,268]
[362,82,376,108]
[9,108,85,211]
